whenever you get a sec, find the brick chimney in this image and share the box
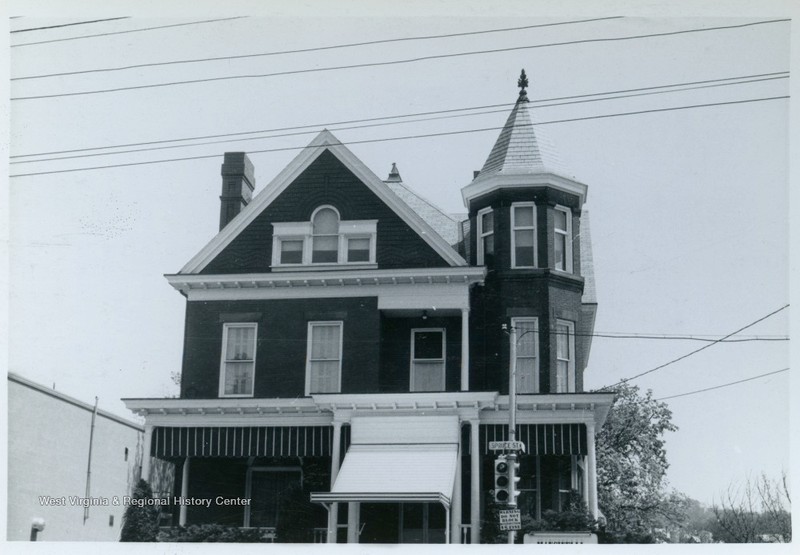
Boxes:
[219,152,255,230]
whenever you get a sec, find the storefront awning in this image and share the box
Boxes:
[311,443,457,507]
[311,415,459,507]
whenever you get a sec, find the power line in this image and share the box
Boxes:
[10,17,131,33]
[13,74,788,165]
[10,71,789,160]
[604,304,789,388]
[10,18,789,101]
[11,17,247,48]
[8,95,788,178]
[655,368,789,401]
[11,16,623,81]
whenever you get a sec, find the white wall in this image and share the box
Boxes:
[7,375,144,541]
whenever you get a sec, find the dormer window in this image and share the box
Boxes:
[554,205,572,273]
[271,206,377,269]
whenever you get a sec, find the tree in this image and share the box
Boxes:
[711,471,791,543]
[120,479,160,542]
[595,382,686,542]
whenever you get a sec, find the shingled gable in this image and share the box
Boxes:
[179,130,467,274]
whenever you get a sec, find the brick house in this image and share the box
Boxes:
[123,74,614,544]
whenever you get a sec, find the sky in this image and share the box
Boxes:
[3,0,796,520]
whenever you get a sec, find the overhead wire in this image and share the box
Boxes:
[655,368,789,401]
[11,16,624,80]
[601,304,789,389]
[10,18,789,100]
[8,95,789,178]
[11,73,788,165]
[10,17,131,33]
[11,16,248,48]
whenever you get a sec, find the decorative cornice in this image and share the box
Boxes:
[462,172,588,210]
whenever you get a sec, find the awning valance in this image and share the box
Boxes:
[477,423,587,456]
[151,425,349,459]
[310,443,457,507]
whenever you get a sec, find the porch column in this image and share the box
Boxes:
[141,425,153,481]
[469,420,480,544]
[460,308,470,391]
[347,502,360,543]
[582,456,590,506]
[450,434,462,543]
[327,422,343,543]
[586,420,598,518]
[179,457,190,525]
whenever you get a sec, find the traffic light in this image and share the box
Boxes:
[508,455,521,506]
[494,455,510,503]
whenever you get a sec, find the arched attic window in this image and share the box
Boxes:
[311,206,340,263]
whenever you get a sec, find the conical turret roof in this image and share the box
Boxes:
[477,83,572,179]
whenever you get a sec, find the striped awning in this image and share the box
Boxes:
[151,425,349,459]
[477,424,587,456]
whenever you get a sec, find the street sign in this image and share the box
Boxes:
[488,440,526,452]
[498,509,521,531]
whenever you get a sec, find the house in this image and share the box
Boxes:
[122,72,615,544]
[6,373,156,541]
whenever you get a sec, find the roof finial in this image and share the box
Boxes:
[517,69,529,102]
[386,162,402,182]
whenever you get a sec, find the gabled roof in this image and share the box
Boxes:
[180,130,467,274]
[479,95,573,179]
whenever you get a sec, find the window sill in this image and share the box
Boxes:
[271,263,378,272]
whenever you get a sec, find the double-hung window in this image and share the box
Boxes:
[555,320,575,393]
[311,207,339,263]
[476,207,494,265]
[220,323,257,397]
[512,317,539,393]
[511,202,537,268]
[305,321,343,395]
[410,329,446,392]
[554,205,572,272]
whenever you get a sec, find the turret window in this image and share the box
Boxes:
[554,206,573,272]
[511,202,537,268]
[476,207,494,265]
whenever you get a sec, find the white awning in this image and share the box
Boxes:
[311,443,458,507]
[311,415,460,507]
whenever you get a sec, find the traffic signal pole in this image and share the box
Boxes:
[507,324,517,544]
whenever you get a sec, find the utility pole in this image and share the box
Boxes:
[507,323,517,544]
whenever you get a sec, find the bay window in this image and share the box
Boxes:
[476,207,494,266]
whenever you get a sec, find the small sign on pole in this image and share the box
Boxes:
[488,440,526,452]
[498,509,521,531]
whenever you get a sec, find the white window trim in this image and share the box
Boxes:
[554,204,573,273]
[512,317,539,394]
[511,202,538,269]
[476,206,493,266]
[409,328,446,392]
[271,210,378,269]
[218,322,258,398]
[555,319,576,393]
[305,321,344,396]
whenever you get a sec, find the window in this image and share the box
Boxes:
[312,207,339,263]
[555,320,575,393]
[245,467,302,528]
[512,317,539,393]
[219,323,257,397]
[306,322,343,394]
[554,205,572,272]
[476,207,494,265]
[511,202,537,268]
[410,329,445,392]
[271,206,377,268]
